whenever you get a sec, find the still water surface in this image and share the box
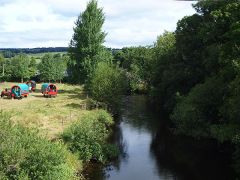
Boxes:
[87,96,235,180]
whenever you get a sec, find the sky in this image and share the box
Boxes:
[0,0,196,48]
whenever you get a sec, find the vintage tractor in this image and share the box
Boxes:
[1,88,12,98]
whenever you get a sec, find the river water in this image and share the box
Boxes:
[86,96,235,180]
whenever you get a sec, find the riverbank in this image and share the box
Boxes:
[0,82,117,179]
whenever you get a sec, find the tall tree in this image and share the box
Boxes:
[0,54,5,77]
[11,54,30,82]
[69,0,107,83]
[28,57,37,78]
[53,54,68,83]
[39,54,68,83]
[38,54,55,82]
[113,46,153,92]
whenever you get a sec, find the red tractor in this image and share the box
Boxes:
[1,88,12,99]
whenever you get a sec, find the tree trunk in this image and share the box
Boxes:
[21,77,23,83]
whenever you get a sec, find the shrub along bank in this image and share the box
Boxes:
[0,108,118,179]
[0,112,80,180]
[62,109,118,163]
[88,62,128,114]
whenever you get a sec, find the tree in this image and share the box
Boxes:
[38,54,68,82]
[149,31,178,111]
[0,54,5,77]
[68,0,108,83]
[89,62,127,113]
[28,57,37,78]
[113,46,153,93]
[11,54,30,82]
[53,54,68,83]
[38,54,56,82]
[167,0,240,144]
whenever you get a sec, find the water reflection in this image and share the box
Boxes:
[87,96,235,180]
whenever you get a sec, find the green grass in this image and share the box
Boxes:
[0,82,90,139]
[0,82,117,179]
[27,52,67,63]
[0,112,80,179]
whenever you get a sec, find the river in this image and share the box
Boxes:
[85,95,235,180]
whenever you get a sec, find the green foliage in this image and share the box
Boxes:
[69,0,108,83]
[89,62,128,112]
[171,77,227,138]
[38,54,55,81]
[149,31,179,112]
[53,54,68,82]
[11,54,31,82]
[113,46,153,93]
[62,110,118,163]
[1,54,38,82]
[0,54,6,81]
[0,112,77,179]
[220,75,240,124]
[151,1,240,175]
[148,0,240,138]
[38,53,67,82]
[28,57,37,78]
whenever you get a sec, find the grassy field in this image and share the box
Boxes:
[0,82,90,139]
[27,51,67,63]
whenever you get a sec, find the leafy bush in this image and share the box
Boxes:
[62,110,118,163]
[171,77,226,138]
[89,62,128,112]
[0,112,78,180]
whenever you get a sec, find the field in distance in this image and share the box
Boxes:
[27,51,67,62]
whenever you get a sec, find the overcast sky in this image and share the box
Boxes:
[0,0,196,48]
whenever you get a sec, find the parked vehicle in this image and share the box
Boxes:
[41,83,57,97]
[1,88,11,98]
[11,84,29,99]
[1,84,30,99]
[26,80,36,92]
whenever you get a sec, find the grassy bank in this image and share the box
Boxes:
[0,82,116,179]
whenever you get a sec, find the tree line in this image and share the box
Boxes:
[1,0,239,147]
[111,0,240,176]
[0,47,68,58]
[0,53,68,83]
[68,0,240,152]
[0,0,239,178]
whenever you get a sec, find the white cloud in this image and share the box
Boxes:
[0,0,196,48]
